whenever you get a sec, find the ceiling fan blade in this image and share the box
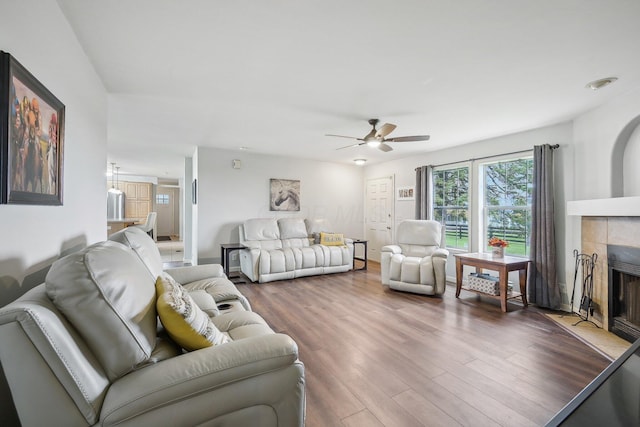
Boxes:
[378,143,393,152]
[376,123,397,138]
[386,135,430,143]
[326,134,360,140]
[336,142,365,150]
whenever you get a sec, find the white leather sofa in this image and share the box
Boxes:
[0,228,305,426]
[381,220,450,296]
[239,218,354,283]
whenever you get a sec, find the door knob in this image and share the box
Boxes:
[387,226,391,230]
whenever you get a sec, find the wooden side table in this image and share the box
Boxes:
[454,252,530,312]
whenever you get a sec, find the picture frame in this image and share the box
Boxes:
[270,178,300,211]
[396,186,415,201]
[1,51,65,205]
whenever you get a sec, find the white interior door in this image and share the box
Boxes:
[365,176,394,262]
[156,187,177,237]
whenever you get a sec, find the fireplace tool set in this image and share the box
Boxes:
[568,249,599,327]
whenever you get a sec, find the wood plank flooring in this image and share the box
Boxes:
[237,263,611,427]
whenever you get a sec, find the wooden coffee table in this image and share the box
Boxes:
[454,252,530,312]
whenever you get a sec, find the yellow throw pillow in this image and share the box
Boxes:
[156,274,229,351]
[320,232,345,246]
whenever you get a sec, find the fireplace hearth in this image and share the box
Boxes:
[608,244,640,342]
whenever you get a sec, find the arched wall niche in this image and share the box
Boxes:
[611,114,640,197]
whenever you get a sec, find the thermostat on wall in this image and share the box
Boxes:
[232,159,241,169]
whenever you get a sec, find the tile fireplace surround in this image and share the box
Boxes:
[580,216,640,331]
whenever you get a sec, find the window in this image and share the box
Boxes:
[433,166,469,249]
[156,194,169,205]
[482,157,533,257]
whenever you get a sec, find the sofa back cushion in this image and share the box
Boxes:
[45,241,158,381]
[278,218,308,239]
[397,220,442,247]
[109,226,163,280]
[244,218,280,241]
[304,218,333,235]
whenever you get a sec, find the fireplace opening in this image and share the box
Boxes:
[608,245,640,342]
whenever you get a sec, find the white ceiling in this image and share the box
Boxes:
[57,0,640,179]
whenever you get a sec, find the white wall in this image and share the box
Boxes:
[182,157,194,263]
[0,0,107,421]
[0,0,107,307]
[365,122,575,304]
[196,148,364,264]
[623,124,640,197]
[572,87,640,200]
[563,88,640,310]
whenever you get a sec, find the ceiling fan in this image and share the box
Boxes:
[326,119,430,152]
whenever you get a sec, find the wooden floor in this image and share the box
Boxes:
[238,263,611,427]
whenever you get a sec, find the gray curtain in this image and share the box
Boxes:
[415,165,433,219]
[529,144,560,309]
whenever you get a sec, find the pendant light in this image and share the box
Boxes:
[108,162,123,194]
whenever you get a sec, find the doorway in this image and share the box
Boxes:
[365,176,394,262]
[156,186,179,239]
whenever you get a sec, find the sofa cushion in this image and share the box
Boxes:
[290,246,321,269]
[108,226,163,280]
[244,218,280,241]
[211,311,274,340]
[188,289,220,317]
[398,243,437,258]
[281,238,310,248]
[320,232,345,246]
[156,274,230,351]
[278,218,308,239]
[183,277,252,311]
[304,218,333,235]
[45,241,157,381]
[260,248,296,274]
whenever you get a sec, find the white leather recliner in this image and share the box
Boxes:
[381,220,450,296]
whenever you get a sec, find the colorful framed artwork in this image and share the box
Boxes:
[1,51,65,205]
[270,178,300,211]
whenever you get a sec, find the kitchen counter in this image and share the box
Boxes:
[107,218,143,235]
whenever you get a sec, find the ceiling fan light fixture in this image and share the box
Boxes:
[354,159,367,166]
[328,118,430,152]
[585,77,618,90]
[366,139,381,147]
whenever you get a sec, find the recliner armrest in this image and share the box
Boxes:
[432,248,449,259]
[165,264,226,283]
[100,333,301,424]
[382,245,402,254]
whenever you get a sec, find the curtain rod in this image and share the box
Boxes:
[415,144,559,170]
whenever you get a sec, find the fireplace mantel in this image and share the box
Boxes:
[568,196,640,216]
